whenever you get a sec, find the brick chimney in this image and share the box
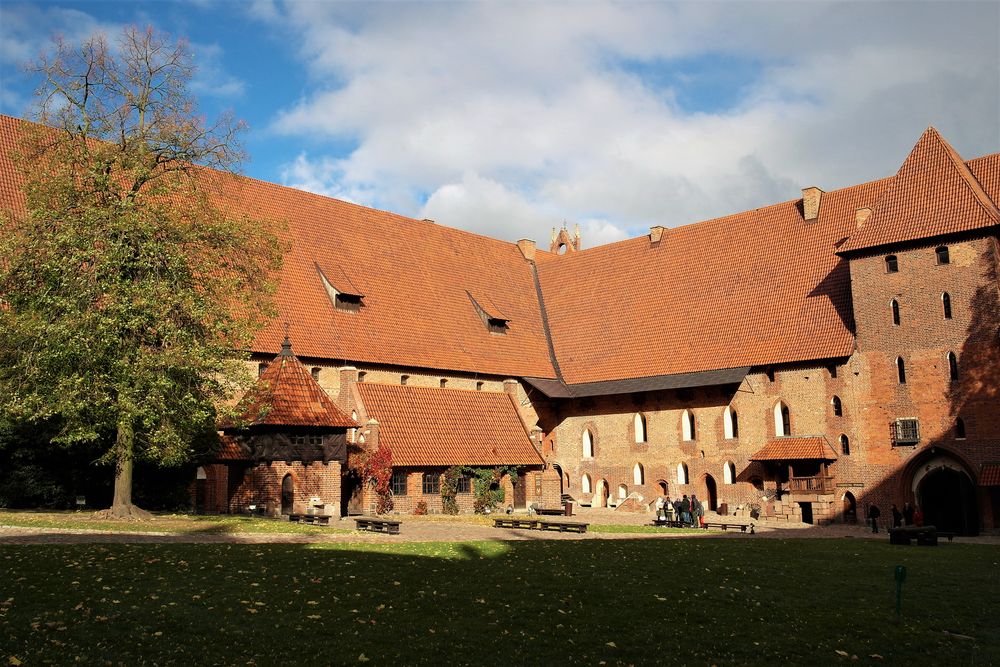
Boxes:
[364,418,379,449]
[516,239,536,261]
[802,187,824,221]
[855,207,872,228]
[649,226,666,244]
[337,366,358,413]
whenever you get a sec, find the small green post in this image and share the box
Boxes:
[894,565,907,622]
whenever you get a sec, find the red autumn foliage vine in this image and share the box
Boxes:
[362,444,394,515]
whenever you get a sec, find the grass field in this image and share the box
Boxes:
[2,538,997,665]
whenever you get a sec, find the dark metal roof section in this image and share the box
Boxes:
[523,366,750,398]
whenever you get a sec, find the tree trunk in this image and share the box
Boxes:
[97,423,152,520]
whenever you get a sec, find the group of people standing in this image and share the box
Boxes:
[867,501,922,533]
[654,494,704,527]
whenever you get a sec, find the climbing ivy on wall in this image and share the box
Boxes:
[362,444,394,515]
[440,465,519,514]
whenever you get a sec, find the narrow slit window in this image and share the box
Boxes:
[891,299,900,326]
[947,352,958,381]
[840,434,850,455]
[832,395,843,417]
[896,357,906,384]
[955,418,966,439]
[942,292,952,320]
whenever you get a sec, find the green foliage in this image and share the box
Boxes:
[0,28,285,512]
[439,465,518,514]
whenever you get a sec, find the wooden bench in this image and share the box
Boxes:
[889,525,952,546]
[534,507,566,516]
[702,521,754,534]
[537,520,588,534]
[493,517,539,530]
[651,519,686,528]
[288,513,332,526]
[354,517,401,535]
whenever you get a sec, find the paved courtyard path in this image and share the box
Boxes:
[4,508,995,545]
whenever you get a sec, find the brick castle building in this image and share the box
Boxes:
[1,115,998,534]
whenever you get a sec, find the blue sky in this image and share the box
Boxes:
[1,1,998,246]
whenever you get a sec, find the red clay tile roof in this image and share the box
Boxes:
[536,175,894,384]
[0,115,556,380]
[2,115,998,386]
[981,464,1000,486]
[839,128,1000,253]
[355,383,543,467]
[215,435,251,461]
[230,338,356,428]
[750,436,838,461]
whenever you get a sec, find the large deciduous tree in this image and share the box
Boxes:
[0,27,285,519]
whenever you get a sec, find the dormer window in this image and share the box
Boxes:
[317,263,365,313]
[467,291,510,336]
[334,293,363,312]
[487,317,509,335]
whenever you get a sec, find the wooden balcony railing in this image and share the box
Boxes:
[788,476,835,494]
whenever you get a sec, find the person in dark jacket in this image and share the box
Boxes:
[867,504,881,533]
[891,504,902,528]
[902,502,914,526]
[680,495,692,526]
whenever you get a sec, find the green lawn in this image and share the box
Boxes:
[2,539,997,665]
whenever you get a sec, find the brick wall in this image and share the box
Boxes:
[847,235,1000,528]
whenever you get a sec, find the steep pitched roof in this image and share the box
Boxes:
[0,114,556,380]
[229,338,356,428]
[355,383,543,467]
[536,176,893,384]
[839,128,1000,254]
[750,436,838,461]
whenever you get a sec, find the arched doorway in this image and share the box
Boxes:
[701,474,718,512]
[917,467,979,535]
[553,464,564,496]
[280,474,294,515]
[595,479,609,508]
[656,480,668,496]
[842,492,857,524]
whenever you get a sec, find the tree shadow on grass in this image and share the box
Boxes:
[1,537,997,666]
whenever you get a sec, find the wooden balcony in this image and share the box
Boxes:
[788,476,835,495]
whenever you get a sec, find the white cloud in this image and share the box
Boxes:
[260,1,998,245]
